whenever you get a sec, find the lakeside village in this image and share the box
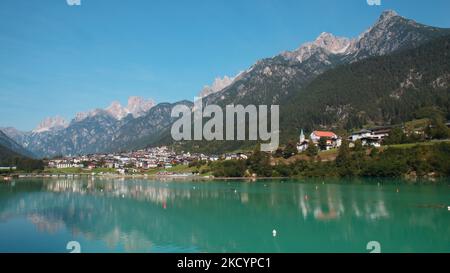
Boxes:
[28,128,391,175]
[0,126,415,176]
[2,120,450,180]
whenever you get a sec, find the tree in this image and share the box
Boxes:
[212,160,246,177]
[247,144,272,177]
[305,140,318,157]
[354,139,364,152]
[273,163,293,177]
[15,158,45,172]
[415,106,446,121]
[383,127,407,145]
[428,119,450,139]
[318,137,328,151]
[369,148,379,158]
[283,141,298,159]
[336,140,351,168]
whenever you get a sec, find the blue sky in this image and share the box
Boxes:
[1,0,449,131]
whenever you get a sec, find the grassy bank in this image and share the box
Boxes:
[198,141,450,179]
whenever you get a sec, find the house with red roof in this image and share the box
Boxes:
[310,130,342,150]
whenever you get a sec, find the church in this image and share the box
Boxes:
[296,129,309,152]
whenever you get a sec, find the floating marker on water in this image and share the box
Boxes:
[234,189,237,193]
[121,194,125,198]
[272,229,277,237]
[448,206,450,211]
[315,186,319,190]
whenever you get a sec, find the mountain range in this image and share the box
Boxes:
[2,10,450,158]
[1,99,191,158]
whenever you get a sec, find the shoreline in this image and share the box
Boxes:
[2,173,449,183]
[2,173,284,181]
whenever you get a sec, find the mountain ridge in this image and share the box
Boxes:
[0,130,35,158]
[2,100,192,157]
[201,10,450,108]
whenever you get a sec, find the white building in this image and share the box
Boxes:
[350,129,372,142]
[349,127,392,147]
[297,129,309,152]
[310,130,342,150]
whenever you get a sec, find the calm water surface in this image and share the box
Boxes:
[0,178,449,253]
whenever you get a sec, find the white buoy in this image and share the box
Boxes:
[448,206,450,211]
[234,189,237,193]
[272,229,277,237]
[121,194,125,198]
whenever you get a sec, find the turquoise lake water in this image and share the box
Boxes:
[0,178,449,253]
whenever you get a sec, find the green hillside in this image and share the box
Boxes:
[280,35,450,142]
[155,35,450,153]
[0,144,22,165]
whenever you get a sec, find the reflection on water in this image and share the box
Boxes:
[0,178,449,253]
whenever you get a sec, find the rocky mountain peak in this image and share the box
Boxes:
[74,109,109,122]
[281,32,352,63]
[313,32,352,54]
[33,116,68,133]
[106,101,129,120]
[345,9,448,60]
[75,96,156,122]
[378,10,399,22]
[127,96,156,117]
[198,74,241,98]
[368,9,402,33]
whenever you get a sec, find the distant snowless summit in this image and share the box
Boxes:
[33,116,69,133]
[73,96,155,122]
[35,96,156,132]
[105,96,156,120]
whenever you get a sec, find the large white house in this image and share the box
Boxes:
[349,129,372,142]
[349,127,393,147]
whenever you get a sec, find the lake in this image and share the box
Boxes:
[0,178,449,253]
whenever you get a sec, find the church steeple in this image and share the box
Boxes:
[299,129,305,143]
